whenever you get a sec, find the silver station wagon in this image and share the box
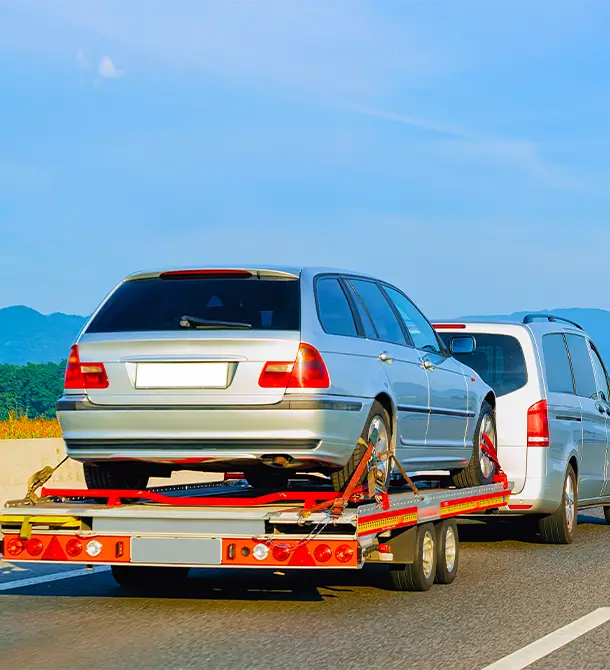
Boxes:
[57,266,496,492]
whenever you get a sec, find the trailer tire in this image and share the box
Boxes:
[538,465,577,544]
[389,522,437,591]
[111,565,190,590]
[331,401,392,493]
[84,463,149,491]
[452,401,496,488]
[434,519,459,585]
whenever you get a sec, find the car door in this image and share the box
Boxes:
[345,278,430,450]
[588,342,610,498]
[565,334,607,500]
[382,285,470,451]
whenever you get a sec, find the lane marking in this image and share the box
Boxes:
[481,607,610,670]
[0,566,110,592]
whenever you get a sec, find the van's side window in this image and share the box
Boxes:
[542,334,575,394]
[316,278,358,337]
[565,334,597,399]
[589,344,610,402]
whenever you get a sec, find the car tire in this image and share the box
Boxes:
[331,400,393,493]
[604,507,610,524]
[538,464,577,544]
[111,565,190,591]
[244,467,290,490]
[452,401,497,488]
[389,523,437,591]
[434,519,459,585]
[84,463,149,491]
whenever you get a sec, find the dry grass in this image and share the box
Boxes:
[0,413,63,439]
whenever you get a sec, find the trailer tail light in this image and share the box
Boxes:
[272,545,291,562]
[65,538,83,557]
[64,345,109,390]
[259,343,330,389]
[527,399,549,447]
[335,544,354,564]
[313,544,332,563]
[26,538,44,556]
[5,538,24,557]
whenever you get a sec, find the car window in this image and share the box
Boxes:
[590,344,610,402]
[348,280,407,346]
[316,278,358,337]
[565,334,597,399]
[439,333,528,397]
[87,276,300,333]
[542,334,575,394]
[384,286,441,353]
[342,280,377,339]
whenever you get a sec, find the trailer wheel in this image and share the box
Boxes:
[332,401,393,493]
[111,565,190,590]
[452,401,496,488]
[389,522,437,591]
[84,463,149,491]
[434,519,459,585]
[538,464,577,544]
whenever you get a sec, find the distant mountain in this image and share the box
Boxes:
[0,306,87,365]
[444,308,610,363]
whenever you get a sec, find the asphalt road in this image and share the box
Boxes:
[2,510,610,670]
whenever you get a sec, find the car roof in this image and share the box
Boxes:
[434,320,587,337]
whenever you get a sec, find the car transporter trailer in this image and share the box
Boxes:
[0,432,512,592]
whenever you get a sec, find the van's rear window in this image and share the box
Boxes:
[86,276,300,333]
[439,333,528,397]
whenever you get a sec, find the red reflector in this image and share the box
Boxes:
[508,505,533,510]
[160,269,252,279]
[527,399,549,447]
[64,345,108,390]
[259,343,330,389]
[26,538,44,557]
[65,539,83,557]
[313,544,332,563]
[377,543,391,554]
[42,536,68,561]
[335,544,354,563]
[272,545,291,562]
[433,324,466,330]
[6,538,24,557]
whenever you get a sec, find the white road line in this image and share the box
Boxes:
[481,607,610,670]
[0,566,110,592]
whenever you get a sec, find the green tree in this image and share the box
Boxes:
[0,361,66,420]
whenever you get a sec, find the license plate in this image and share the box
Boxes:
[131,537,222,565]
[134,362,229,389]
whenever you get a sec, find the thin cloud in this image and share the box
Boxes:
[76,49,89,70]
[98,56,124,79]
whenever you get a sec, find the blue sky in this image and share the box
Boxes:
[1,1,610,319]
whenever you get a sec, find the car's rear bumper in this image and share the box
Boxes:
[57,395,370,470]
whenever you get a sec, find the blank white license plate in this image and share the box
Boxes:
[135,363,229,389]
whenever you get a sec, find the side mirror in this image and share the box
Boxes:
[450,336,476,355]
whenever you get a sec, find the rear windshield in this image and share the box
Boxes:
[87,276,300,333]
[439,333,528,397]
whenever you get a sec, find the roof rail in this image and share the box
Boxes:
[523,314,583,330]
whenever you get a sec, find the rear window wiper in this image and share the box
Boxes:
[179,315,253,330]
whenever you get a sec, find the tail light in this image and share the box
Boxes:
[259,343,330,389]
[272,545,291,562]
[65,538,83,557]
[313,544,332,563]
[64,345,109,389]
[527,399,549,447]
[335,544,354,563]
[5,538,24,557]
[26,538,44,556]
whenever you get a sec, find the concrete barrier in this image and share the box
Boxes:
[1,438,218,507]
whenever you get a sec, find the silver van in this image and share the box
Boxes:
[437,314,610,544]
[57,266,495,492]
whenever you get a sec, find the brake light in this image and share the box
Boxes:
[314,544,332,563]
[335,544,354,563]
[64,345,109,389]
[5,538,24,557]
[65,539,83,557]
[527,399,549,447]
[26,538,44,556]
[433,324,466,330]
[259,343,330,389]
[160,269,252,279]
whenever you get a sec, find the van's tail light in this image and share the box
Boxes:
[64,345,109,389]
[527,399,549,447]
[259,343,330,389]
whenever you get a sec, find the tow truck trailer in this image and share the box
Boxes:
[0,435,512,592]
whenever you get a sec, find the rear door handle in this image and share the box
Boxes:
[422,360,435,371]
[596,402,606,415]
[379,352,393,363]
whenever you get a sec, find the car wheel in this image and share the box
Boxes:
[111,565,190,591]
[331,400,393,493]
[538,464,577,544]
[452,401,496,488]
[243,467,290,490]
[84,463,149,491]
